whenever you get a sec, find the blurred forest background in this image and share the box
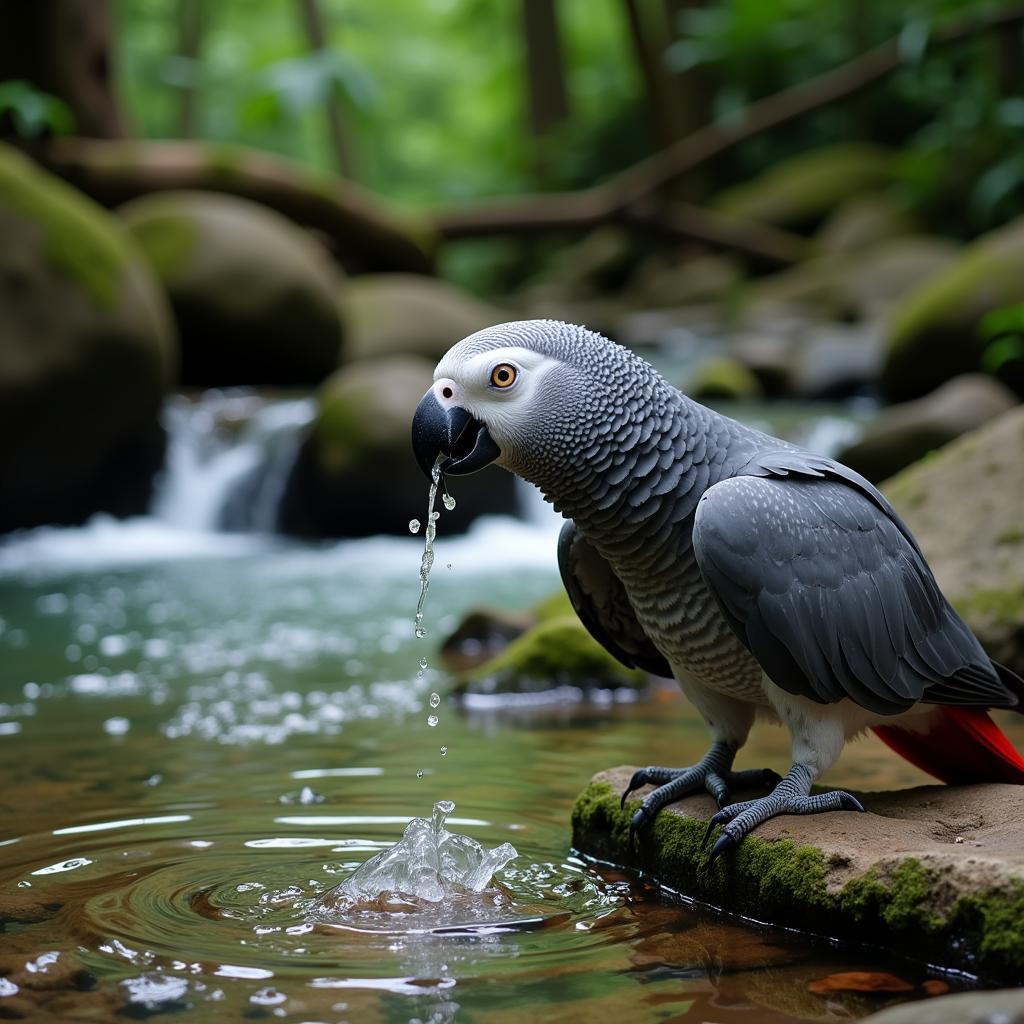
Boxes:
[2,0,1024,561]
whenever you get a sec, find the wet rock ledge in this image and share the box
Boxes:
[573,767,1024,982]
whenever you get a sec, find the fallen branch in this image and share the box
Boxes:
[36,137,434,274]
[435,6,1024,244]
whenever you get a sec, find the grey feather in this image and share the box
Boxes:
[557,521,672,678]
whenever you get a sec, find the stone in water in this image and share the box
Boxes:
[319,801,517,908]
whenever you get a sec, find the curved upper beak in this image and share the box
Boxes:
[411,388,501,478]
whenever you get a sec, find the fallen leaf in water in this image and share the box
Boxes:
[807,971,914,995]
[922,980,950,996]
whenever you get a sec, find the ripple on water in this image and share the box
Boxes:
[7,794,630,1013]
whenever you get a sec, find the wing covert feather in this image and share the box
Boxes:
[692,470,1014,714]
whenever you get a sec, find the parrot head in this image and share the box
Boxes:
[411,320,598,480]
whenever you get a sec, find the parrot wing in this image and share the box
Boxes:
[692,453,1020,715]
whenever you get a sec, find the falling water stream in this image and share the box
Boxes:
[0,391,997,1021]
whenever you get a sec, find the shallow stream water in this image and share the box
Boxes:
[0,398,1012,1022]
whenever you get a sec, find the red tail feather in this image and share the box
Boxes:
[872,708,1024,784]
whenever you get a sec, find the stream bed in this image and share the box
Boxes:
[0,395,1000,1023]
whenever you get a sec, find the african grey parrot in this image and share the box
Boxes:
[411,320,1024,860]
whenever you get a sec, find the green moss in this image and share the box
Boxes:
[0,143,129,308]
[997,527,1024,546]
[312,387,372,473]
[572,779,1024,980]
[954,585,1024,627]
[126,213,198,280]
[713,143,896,227]
[464,618,644,692]
[205,143,247,184]
[690,357,763,401]
[883,218,1024,398]
[531,589,574,623]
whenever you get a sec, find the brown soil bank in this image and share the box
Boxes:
[573,766,1024,982]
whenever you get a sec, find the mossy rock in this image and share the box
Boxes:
[862,989,1024,1023]
[814,192,918,255]
[277,355,516,538]
[689,356,763,401]
[0,144,175,532]
[882,216,1024,401]
[748,235,958,323]
[838,374,1018,483]
[882,406,1024,676]
[574,769,1024,981]
[713,143,897,229]
[120,190,344,386]
[453,616,645,696]
[344,273,507,361]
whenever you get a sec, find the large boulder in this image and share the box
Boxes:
[882,217,1024,401]
[838,374,1019,482]
[884,406,1024,676]
[747,236,959,324]
[713,143,897,229]
[277,356,517,538]
[0,145,175,532]
[863,989,1024,1023]
[119,191,343,386]
[344,273,506,362]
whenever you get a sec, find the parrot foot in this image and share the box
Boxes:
[621,743,780,851]
[701,764,865,867]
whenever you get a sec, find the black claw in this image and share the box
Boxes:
[700,819,718,851]
[628,807,648,852]
[620,769,649,809]
[843,794,866,813]
[706,832,737,867]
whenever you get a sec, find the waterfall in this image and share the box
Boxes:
[151,391,316,533]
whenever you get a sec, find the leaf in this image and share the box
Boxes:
[807,971,915,995]
[0,80,74,138]
[898,19,931,65]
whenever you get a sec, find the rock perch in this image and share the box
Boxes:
[573,766,1024,982]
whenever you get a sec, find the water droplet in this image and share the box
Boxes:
[419,658,428,670]
[445,562,452,570]
[415,626,427,639]
[409,519,421,534]
[440,746,448,756]
[17,880,31,888]
[442,493,456,511]
[427,715,438,727]
[416,769,425,779]
[429,692,440,708]
[429,511,439,521]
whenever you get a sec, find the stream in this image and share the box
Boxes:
[0,391,991,1022]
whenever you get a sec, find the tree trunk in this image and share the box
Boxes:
[297,0,356,179]
[0,0,127,138]
[176,0,204,138]
[622,0,681,150]
[521,0,570,140]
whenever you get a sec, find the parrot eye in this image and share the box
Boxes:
[489,363,518,389]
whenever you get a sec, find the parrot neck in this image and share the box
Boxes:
[528,383,726,553]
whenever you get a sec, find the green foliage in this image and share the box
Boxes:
[0,80,74,138]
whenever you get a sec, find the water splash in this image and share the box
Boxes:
[317,801,517,913]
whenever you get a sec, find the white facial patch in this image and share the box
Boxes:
[433,344,561,450]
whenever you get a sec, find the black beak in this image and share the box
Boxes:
[411,389,501,478]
